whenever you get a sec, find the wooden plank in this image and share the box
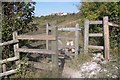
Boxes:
[0,69,18,77]
[17,35,56,40]
[0,40,19,46]
[88,45,104,50]
[84,20,89,54]
[89,21,102,24]
[0,1,3,75]
[89,33,103,37]
[13,31,20,68]
[51,27,59,77]
[0,57,19,64]
[75,23,79,58]
[17,48,55,55]
[108,22,119,27]
[46,23,49,50]
[103,16,110,61]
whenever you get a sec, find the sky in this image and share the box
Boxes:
[34,2,80,17]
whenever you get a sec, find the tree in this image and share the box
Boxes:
[2,2,35,59]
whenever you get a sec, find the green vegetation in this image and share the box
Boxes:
[1,1,119,78]
[79,2,119,61]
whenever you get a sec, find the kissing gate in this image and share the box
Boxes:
[0,16,119,77]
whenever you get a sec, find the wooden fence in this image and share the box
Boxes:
[0,16,119,77]
[0,27,59,77]
[84,16,119,62]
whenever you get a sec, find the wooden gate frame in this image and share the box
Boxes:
[84,16,119,62]
[46,23,81,58]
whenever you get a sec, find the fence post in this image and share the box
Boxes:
[0,1,2,79]
[103,16,110,61]
[84,20,89,54]
[46,23,49,50]
[75,23,79,58]
[51,27,59,77]
[13,31,20,68]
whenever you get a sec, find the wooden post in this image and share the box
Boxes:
[75,23,79,58]
[103,16,110,61]
[51,27,59,77]
[13,31,20,68]
[84,20,89,54]
[46,23,49,50]
[0,1,3,79]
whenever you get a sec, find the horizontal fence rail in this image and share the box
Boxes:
[88,45,104,50]
[0,69,18,77]
[17,48,55,55]
[0,57,19,64]
[0,40,19,46]
[108,22,119,27]
[17,35,56,40]
[89,33,103,37]
[89,21,103,24]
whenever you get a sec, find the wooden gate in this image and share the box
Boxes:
[46,23,81,58]
[84,16,119,61]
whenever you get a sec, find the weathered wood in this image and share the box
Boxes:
[89,33,103,37]
[0,40,19,46]
[89,21,102,24]
[51,27,59,77]
[0,69,18,77]
[13,31,20,68]
[2,64,7,77]
[17,48,55,55]
[88,45,104,50]
[108,22,119,27]
[103,16,110,61]
[84,20,89,54]
[0,57,19,64]
[0,1,3,77]
[75,23,79,58]
[17,35,56,41]
[46,23,49,50]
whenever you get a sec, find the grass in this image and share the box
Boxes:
[66,52,93,69]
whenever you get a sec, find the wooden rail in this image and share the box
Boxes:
[0,69,18,77]
[0,40,19,46]
[108,22,119,27]
[17,35,56,40]
[0,57,19,64]
[17,48,55,55]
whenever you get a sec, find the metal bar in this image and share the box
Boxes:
[89,33,103,37]
[88,45,104,50]
[89,21,103,24]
